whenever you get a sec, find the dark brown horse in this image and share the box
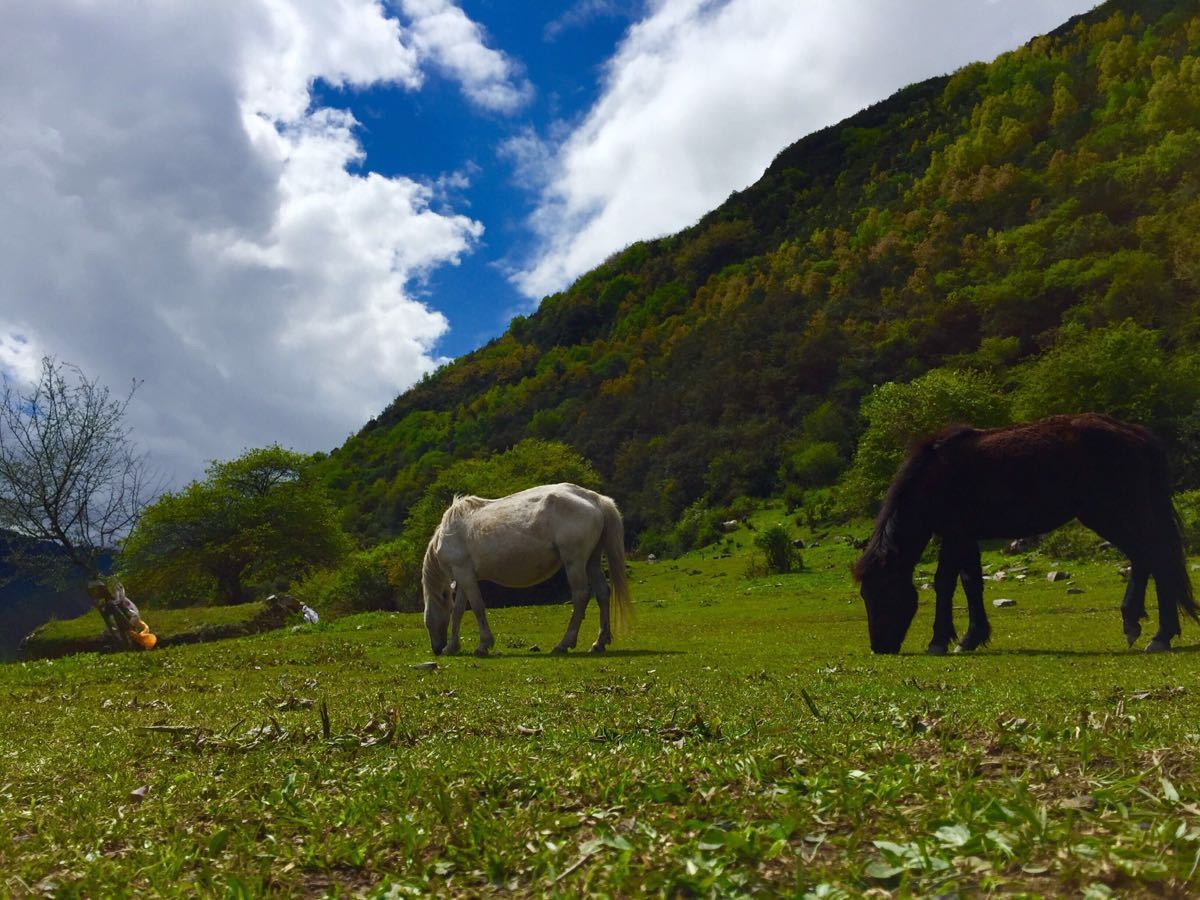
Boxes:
[853,413,1196,654]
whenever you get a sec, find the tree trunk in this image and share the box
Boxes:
[215,568,248,605]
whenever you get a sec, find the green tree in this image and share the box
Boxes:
[1012,321,1200,430]
[841,368,1010,512]
[122,446,349,605]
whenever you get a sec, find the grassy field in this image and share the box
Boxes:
[3,509,1200,897]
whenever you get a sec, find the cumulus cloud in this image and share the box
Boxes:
[512,0,1097,298]
[400,0,533,112]
[0,0,519,484]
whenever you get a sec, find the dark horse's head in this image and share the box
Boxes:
[853,538,919,654]
[852,443,939,653]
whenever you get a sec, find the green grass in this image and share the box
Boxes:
[3,509,1200,897]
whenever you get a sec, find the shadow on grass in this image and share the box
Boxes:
[481,648,686,660]
[904,643,1200,657]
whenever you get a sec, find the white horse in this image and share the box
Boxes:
[422,483,632,657]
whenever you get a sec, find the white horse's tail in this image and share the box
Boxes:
[600,495,633,637]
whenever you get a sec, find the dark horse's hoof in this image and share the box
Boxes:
[1145,638,1172,653]
[589,644,606,654]
[956,629,990,653]
[926,644,948,656]
[1124,623,1142,647]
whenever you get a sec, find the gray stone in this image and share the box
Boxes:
[1047,570,1070,582]
[993,598,1017,608]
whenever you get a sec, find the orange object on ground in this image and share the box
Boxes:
[129,622,157,650]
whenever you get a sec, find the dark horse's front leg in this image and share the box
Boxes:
[927,541,961,655]
[955,540,991,652]
[1121,563,1150,647]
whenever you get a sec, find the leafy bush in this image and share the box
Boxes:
[753,524,802,574]
[636,500,737,558]
[839,368,1010,513]
[1039,520,1106,561]
[1012,321,1200,432]
[671,500,727,555]
[293,537,418,616]
[779,441,844,490]
[797,489,837,528]
[1175,490,1200,554]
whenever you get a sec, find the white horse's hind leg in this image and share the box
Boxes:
[588,550,611,653]
[444,586,467,655]
[553,560,592,654]
[459,575,494,657]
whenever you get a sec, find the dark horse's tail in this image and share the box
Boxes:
[1147,432,1198,623]
[1166,504,1195,624]
[1166,499,1198,623]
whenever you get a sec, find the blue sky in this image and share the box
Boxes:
[314,2,637,355]
[0,0,1097,484]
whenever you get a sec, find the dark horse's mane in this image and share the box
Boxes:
[852,425,975,581]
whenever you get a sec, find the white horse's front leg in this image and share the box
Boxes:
[553,561,591,654]
[460,576,494,657]
[444,586,467,655]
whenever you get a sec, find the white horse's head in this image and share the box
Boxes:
[421,540,452,654]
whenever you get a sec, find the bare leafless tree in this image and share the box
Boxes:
[0,357,154,583]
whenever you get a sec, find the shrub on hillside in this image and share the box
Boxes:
[1040,520,1107,561]
[754,524,802,574]
[1175,490,1200,554]
[636,499,739,558]
[293,538,418,616]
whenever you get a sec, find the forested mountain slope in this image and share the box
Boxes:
[318,0,1200,542]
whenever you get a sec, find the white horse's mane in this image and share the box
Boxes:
[440,493,491,528]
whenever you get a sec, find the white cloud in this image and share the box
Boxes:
[513,0,1098,298]
[544,1,635,42]
[0,0,518,484]
[400,0,533,113]
[0,329,41,386]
